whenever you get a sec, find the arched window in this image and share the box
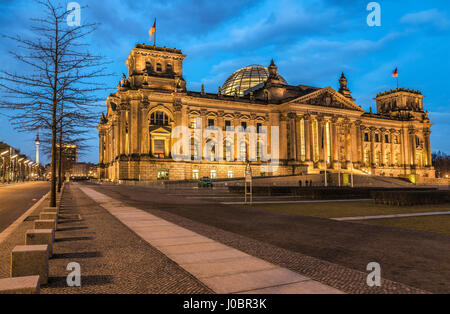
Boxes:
[156,63,162,72]
[150,111,169,126]
[166,64,173,73]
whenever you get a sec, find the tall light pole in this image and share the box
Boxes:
[18,158,24,181]
[35,132,40,166]
[1,150,8,183]
[11,154,18,182]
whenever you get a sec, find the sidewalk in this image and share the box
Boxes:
[41,184,211,294]
[80,185,343,294]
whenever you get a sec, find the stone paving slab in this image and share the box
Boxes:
[180,256,277,278]
[239,280,345,294]
[80,186,343,294]
[169,249,249,264]
[200,268,310,294]
[163,242,231,255]
[151,236,214,247]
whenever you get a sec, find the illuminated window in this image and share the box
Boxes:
[157,169,169,180]
[227,170,233,178]
[150,111,169,126]
[364,133,369,142]
[192,170,199,180]
[210,170,217,179]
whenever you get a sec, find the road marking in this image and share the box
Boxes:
[0,191,50,244]
[79,186,343,294]
[334,211,450,221]
[222,199,371,205]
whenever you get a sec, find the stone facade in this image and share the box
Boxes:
[98,44,435,182]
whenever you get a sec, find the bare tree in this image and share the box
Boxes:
[0,0,110,206]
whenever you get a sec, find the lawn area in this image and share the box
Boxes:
[361,215,450,236]
[250,201,450,219]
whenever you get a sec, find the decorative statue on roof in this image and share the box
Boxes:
[120,73,130,88]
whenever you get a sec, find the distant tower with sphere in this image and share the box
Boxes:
[35,131,40,165]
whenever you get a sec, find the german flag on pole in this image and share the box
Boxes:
[392,67,398,77]
[149,19,156,42]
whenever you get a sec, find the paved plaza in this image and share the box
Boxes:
[1,182,448,294]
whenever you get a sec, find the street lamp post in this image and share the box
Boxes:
[1,150,9,183]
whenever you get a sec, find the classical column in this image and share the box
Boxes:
[410,128,417,168]
[279,114,288,161]
[400,128,408,168]
[389,130,395,166]
[288,113,297,160]
[296,116,302,161]
[141,107,150,154]
[303,114,312,162]
[331,118,339,169]
[130,102,139,154]
[114,121,120,160]
[380,128,386,167]
[201,109,208,160]
[317,116,324,164]
[424,129,432,167]
[233,112,240,161]
[370,127,377,167]
[310,116,317,163]
[360,125,366,166]
[352,121,360,167]
[99,131,105,164]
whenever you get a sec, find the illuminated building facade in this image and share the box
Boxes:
[98,44,435,182]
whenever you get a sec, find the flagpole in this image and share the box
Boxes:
[154,18,156,47]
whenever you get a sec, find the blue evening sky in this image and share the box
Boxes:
[0,0,449,164]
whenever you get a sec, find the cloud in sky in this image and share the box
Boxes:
[400,9,450,30]
[0,0,449,163]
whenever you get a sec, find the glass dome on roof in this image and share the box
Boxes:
[221,65,287,96]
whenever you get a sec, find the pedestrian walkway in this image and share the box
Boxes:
[334,211,450,221]
[79,186,343,294]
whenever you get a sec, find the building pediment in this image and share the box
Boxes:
[287,87,364,112]
[149,126,171,134]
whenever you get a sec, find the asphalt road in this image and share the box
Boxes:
[0,182,50,233]
[87,183,450,293]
